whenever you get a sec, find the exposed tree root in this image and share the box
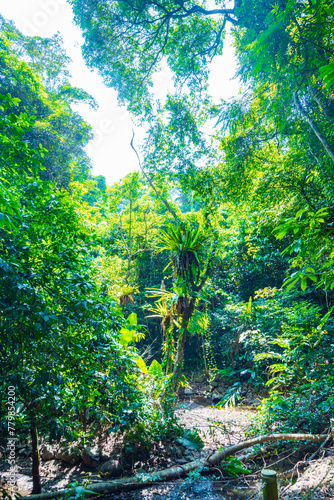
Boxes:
[22,433,327,500]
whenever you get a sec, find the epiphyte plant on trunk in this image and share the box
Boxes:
[146,288,178,376]
[150,223,216,402]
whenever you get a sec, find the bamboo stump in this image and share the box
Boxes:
[261,469,278,500]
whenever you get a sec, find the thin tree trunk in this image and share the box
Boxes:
[80,407,87,435]
[24,432,327,499]
[30,410,41,495]
[293,92,334,163]
[164,326,174,375]
[170,307,193,393]
[128,190,132,275]
[201,332,209,380]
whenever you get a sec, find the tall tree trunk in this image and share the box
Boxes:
[293,92,334,163]
[170,304,194,394]
[30,410,41,495]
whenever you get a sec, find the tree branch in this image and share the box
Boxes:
[130,131,184,229]
[173,5,236,19]
[139,18,170,82]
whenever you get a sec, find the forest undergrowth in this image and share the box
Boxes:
[1,0,334,497]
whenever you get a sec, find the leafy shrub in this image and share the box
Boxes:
[249,389,332,436]
[210,286,334,434]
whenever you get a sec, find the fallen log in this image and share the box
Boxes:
[21,433,327,500]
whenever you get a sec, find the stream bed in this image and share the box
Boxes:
[3,397,332,499]
[108,398,261,500]
[109,478,259,500]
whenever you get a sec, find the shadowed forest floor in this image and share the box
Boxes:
[1,399,333,499]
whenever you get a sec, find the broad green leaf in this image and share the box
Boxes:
[127,312,137,327]
[119,327,134,346]
[148,359,163,377]
[136,355,148,373]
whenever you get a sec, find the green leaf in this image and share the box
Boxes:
[119,327,135,346]
[148,359,163,377]
[177,430,204,450]
[136,355,148,373]
[126,312,137,327]
[318,304,334,330]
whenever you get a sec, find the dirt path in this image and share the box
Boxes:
[110,402,259,500]
[177,400,256,454]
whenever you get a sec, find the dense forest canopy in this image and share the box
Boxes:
[1,0,334,496]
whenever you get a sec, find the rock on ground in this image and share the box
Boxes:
[40,445,55,461]
[99,459,122,477]
[81,447,100,469]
